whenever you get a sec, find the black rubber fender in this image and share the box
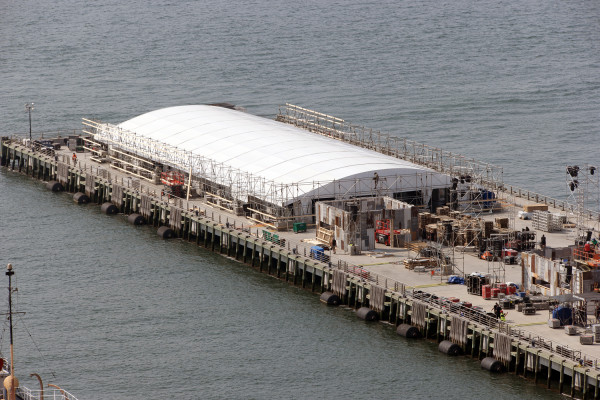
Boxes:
[319,291,340,306]
[396,324,421,338]
[101,202,118,215]
[356,307,379,321]
[73,192,90,204]
[127,213,145,225]
[157,226,175,239]
[46,181,63,192]
[481,357,505,373]
[438,340,462,356]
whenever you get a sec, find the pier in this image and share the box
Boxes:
[2,106,600,399]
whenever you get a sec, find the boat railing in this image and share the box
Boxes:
[17,386,79,400]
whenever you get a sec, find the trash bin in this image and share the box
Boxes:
[293,222,307,233]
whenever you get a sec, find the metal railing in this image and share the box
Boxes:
[502,183,600,223]
[3,130,80,140]
[18,387,79,400]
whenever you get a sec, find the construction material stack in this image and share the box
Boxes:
[161,171,185,198]
[532,211,563,232]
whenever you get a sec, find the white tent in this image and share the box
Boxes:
[117,105,451,206]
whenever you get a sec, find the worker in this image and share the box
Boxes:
[373,172,379,189]
[72,153,77,166]
[540,234,546,249]
[500,311,506,322]
[331,238,337,254]
[584,242,592,254]
[493,303,501,319]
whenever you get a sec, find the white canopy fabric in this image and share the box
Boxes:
[118,105,450,204]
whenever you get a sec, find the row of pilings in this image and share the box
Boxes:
[3,139,600,399]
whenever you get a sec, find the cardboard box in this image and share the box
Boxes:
[523,204,549,213]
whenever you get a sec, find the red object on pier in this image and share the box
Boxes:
[498,283,508,294]
[482,285,492,299]
[491,288,501,298]
[508,285,517,295]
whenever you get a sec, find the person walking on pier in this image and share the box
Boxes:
[540,234,546,250]
[493,303,502,319]
[331,238,337,254]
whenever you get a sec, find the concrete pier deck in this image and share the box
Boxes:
[3,137,600,398]
[47,145,598,360]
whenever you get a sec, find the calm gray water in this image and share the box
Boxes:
[1,0,598,398]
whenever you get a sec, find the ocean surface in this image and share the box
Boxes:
[1,0,598,398]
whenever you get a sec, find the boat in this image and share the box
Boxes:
[0,263,79,400]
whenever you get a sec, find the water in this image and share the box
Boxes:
[1,0,598,398]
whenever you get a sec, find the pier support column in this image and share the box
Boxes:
[251,242,257,267]
[571,366,576,398]
[583,370,588,400]
[515,346,520,375]
[547,355,553,389]
[268,249,274,275]
[534,351,540,384]
[285,255,290,282]
[300,262,305,288]
[559,361,565,394]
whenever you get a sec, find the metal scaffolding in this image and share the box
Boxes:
[82,117,444,225]
[276,103,504,190]
[566,164,600,240]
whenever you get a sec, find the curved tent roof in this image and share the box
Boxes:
[117,105,450,204]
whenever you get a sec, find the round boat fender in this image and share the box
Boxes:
[356,307,379,321]
[438,340,462,356]
[46,181,63,192]
[396,324,421,338]
[101,202,118,215]
[157,226,175,239]
[127,213,145,225]
[73,192,90,204]
[319,291,341,306]
[481,357,505,373]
